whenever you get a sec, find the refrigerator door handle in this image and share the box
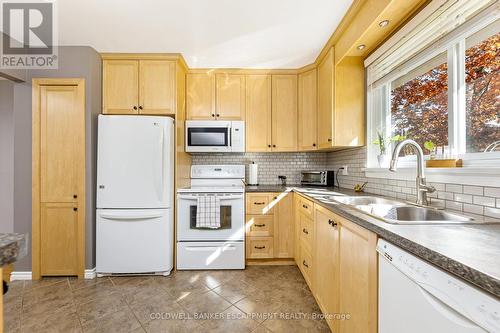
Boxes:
[177,194,244,200]
[99,213,164,220]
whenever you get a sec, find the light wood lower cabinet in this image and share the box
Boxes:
[293,194,378,333]
[338,214,378,333]
[314,205,340,332]
[245,192,294,260]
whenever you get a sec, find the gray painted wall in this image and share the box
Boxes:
[12,46,101,270]
[0,81,15,233]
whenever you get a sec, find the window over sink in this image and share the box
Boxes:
[366,0,499,168]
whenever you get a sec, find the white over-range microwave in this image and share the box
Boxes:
[185,120,245,153]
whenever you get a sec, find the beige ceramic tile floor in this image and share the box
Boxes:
[4,265,331,333]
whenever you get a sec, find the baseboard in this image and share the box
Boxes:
[10,271,32,281]
[10,268,97,281]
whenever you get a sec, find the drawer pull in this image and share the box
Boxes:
[302,204,308,209]
[254,245,266,250]
[302,260,309,268]
[328,219,338,227]
[254,202,266,205]
[254,224,266,227]
[302,228,309,235]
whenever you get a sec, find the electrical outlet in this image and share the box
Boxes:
[342,165,348,175]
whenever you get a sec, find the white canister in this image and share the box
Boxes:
[248,162,259,185]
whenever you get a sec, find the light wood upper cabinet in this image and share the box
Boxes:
[103,59,177,115]
[298,69,318,151]
[317,47,335,149]
[273,192,294,258]
[271,75,298,152]
[103,60,139,114]
[186,73,216,120]
[335,57,366,147]
[139,60,176,115]
[314,205,340,333]
[245,74,272,152]
[216,74,245,120]
[339,215,378,333]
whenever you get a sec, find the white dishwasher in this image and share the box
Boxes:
[377,239,500,333]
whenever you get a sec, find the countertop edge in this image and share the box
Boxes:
[245,185,500,298]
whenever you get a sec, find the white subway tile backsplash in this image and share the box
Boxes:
[445,184,463,193]
[463,203,484,215]
[326,146,500,217]
[454,193,473,204]
[484,206,500,219]
[473,196,496,207]
[192,146,500,217]
[463,185,483,196]
[484,187,500,198]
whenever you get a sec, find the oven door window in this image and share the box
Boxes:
[190,206,232,229]
[188,128,229,146]
[302,173,323,183]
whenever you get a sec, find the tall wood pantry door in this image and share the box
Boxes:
[32,79,86,279]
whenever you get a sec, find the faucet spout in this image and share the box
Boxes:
[389,139,435,206]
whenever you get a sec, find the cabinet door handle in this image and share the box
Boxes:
[216,114,220,117]
[328,138,332,142]
[211,114,215,118]
[138,106,143,110]
[302,228,309,235]
[272,144,276,148]
[253,202,265,205]
[254,224,266,227]
[302,260,309,268]
[73,194,78,199]
[268,144,271,148]
[254,246,266,249]
[133,106,138,110]
[328,219,338,227]
[73,207,78,211]
[313,143,316,147]
[302,204,308,209]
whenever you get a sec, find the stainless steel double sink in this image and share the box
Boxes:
[317,195,475,225]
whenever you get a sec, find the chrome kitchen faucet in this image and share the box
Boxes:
[389,139,436,206]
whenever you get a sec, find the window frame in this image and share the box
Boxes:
[366,5,500,169]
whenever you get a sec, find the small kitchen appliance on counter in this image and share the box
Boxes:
[300,170,335,187]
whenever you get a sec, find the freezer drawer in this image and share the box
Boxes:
[177,241,245,270]
[96,208,173,274]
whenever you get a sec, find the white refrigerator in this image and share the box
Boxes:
[96,115,174,276]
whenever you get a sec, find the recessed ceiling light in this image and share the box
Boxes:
[379,20,390,27]
[357,44,366,50]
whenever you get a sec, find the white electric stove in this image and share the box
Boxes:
[176,165,245,270]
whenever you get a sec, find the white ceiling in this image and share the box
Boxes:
[58,0,353,68]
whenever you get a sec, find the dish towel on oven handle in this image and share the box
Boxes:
[196,194,221,229]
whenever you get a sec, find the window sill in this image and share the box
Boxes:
[364,167,500,187]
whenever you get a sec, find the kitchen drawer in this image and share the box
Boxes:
[246,193,274,215]
[299,213,313,253]
[246,236,274,259]
[300,246,313,288]
[246,215,274,237]
[298,195,314,218]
